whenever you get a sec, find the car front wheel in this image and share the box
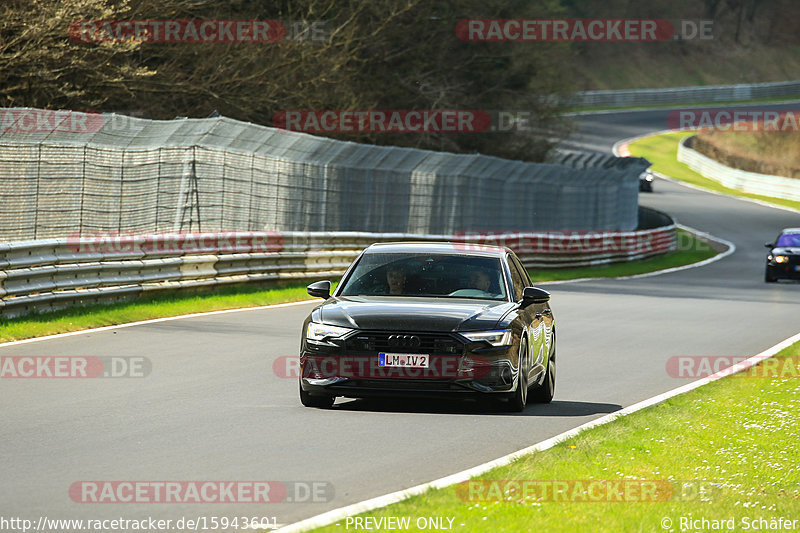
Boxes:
[530,335,555,404]
[299,380,335,408]
[506,341,529,412]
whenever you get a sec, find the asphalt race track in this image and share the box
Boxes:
[2,105,800,528]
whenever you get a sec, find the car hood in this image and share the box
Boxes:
[772,247,800,255]
[317,296,516,332]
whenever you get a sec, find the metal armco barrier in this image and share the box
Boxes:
[0,220,677,318]
[570,80,800,109]
[677,136,800,202]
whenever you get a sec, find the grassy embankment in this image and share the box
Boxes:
[693,128,800,179]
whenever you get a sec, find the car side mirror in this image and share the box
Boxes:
[765,242,775,248]
[307,280,331,299]
[521,286,550,307]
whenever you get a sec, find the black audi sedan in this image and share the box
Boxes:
[765,228,800,282]
[298,242,555,411]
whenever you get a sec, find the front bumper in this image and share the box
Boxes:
[767,259,800,280]
[299,330,520,399]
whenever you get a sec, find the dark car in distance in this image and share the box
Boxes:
[639,168,654,192]
[298,242,556,412]
[765,228,800,282]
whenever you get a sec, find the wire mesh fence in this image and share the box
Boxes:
[0,108,647,241]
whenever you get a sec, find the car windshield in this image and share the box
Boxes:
[339,252,507,300]
[776,233,800,247]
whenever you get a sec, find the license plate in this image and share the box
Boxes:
[378,353,429,368]
[794,266,800,272]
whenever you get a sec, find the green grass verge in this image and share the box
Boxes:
[307,342,800,533]
[0,283,316,343]
[0,229,718,343]
[628,131,800,212]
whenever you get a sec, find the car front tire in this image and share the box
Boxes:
[530,334,555,404]
[765,267,777,283]
[505,341,529,412]
[299,380,335,408]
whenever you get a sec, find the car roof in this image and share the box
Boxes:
[364,241,510,258]
[780,228,800,234]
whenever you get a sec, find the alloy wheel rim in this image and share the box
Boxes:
[519,343,528,404]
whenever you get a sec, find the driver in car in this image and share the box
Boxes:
[468,268,492,292]
[386,264,407,295]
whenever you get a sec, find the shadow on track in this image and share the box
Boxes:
[330,397,622,417]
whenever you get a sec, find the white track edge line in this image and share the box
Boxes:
[0,299,318,348]
[277,329,800,533]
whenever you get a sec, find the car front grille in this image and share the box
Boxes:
[344,331,465,355]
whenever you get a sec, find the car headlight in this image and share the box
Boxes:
[306,322,353,341]
[774,255,789,264]
[461,329,513,346]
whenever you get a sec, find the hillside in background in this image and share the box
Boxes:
[565,0,800,90]
[0,0,575,162]
[2,0,799,162]
[571,43,800,91]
